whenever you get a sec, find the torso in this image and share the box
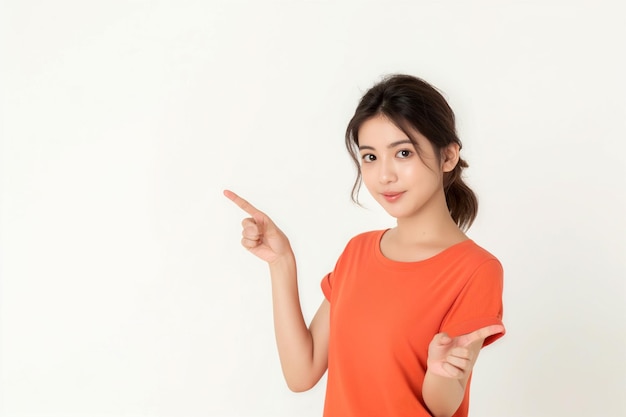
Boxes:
[320,229,504,417]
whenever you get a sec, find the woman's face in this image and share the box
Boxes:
[357,115,447,220]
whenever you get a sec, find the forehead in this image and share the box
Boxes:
[358,115,428,148]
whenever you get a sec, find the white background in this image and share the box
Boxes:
[1,1,625,416]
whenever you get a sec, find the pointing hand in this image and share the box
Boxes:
[223,190,292,264]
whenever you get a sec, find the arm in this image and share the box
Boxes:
[224,190,330,392]
[269,259,330,391]
[423,325,503,417]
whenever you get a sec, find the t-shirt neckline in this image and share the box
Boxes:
[374,228,474,269]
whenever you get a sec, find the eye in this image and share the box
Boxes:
[396,149,412,158]
[361,154,376,163]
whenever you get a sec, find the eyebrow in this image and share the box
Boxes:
[358,139,413,151]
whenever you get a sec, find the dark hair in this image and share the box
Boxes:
[345,74,478,230]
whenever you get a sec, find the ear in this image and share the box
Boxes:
[441,143,460,173]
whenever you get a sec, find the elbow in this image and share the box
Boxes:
[287,384,311,393]
[286,378,315,393]
[282,361,326,392]
[285,372,321,393]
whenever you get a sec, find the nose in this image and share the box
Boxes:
[379,159,397,184]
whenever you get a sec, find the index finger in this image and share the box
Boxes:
[461,324,505,346]
[223,189,263,216]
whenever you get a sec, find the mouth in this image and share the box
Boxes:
[381,191,405,202]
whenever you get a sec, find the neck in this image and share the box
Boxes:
[393,191,466,245]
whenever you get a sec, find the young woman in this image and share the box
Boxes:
[224,74,505,417]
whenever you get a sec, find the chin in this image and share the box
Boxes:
[380,206,413,219]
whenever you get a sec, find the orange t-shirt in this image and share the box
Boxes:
[320,230,504,417]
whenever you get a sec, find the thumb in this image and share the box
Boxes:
[252,213,267,233]
[253,212,279,236]
[434,332,452,346]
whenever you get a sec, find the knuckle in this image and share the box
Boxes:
[241,238,257,248]
[242,230,259,239]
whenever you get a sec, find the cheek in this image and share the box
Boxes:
[361,166,386,195]
[400,163,422,180]
[360,161,377,175]
[360,166,375,186]
[403,162,440,185]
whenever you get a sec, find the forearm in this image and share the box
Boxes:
[268,255,316,391]
[422,370,468,417]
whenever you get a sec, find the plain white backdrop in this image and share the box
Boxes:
[1,1,625,416]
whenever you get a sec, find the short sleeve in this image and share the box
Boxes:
[320,230,384,302]
[321,272,332,301]
[320,234,359,303]
[440,259,505,347]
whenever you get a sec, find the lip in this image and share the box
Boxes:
[381,191,405,202]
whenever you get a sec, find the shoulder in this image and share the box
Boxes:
[331,229,385,262]
[447,240,503,281]
[459,240,501,265]
[348,229,386,243]
[342,229,386,251]
[326,230,385,280]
